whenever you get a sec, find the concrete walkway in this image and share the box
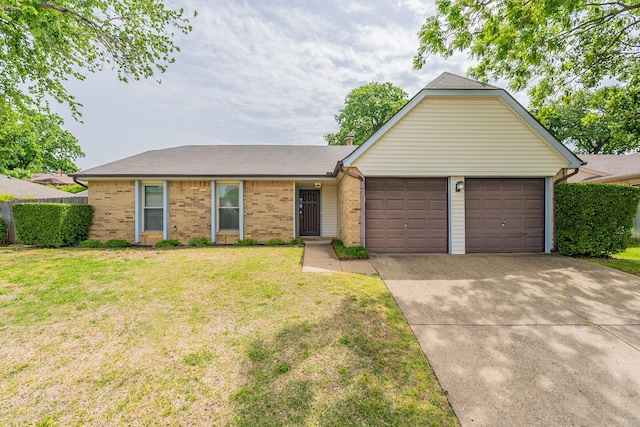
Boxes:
[302,241,377,274]
[371,253,640,427]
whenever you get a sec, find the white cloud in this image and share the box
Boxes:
[59,0,479,169]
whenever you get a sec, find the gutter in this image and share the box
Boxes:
[337,161,363,181]
[554,168,581,185]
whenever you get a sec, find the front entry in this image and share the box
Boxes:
[299,190,320,236]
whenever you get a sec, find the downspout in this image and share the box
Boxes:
[337,161,366,247]
[554,168,580,184]
[73,177,88,188]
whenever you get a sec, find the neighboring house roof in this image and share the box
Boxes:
[30,173,77,186]
[568,153,640,183]
[0,175,80,199]
[73,145,357,178]
[342,72,584,169]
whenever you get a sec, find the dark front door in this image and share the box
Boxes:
[299,190,320,236]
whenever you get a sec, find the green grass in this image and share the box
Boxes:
[0,247,457,426]
[587,240,640,275]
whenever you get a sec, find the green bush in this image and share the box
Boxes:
[555,183,640,257]
[189,236,212,246]
[0,217,7,246]
[289,238,305,246]
[79,239,103,248]
[12,203,93,248]
[235,238,258,246]
[48,184,87,194]
[104,239,132,248]
[265,238,286,246]
[155,239,182,248]
[0,194,16,203]
[331,238,369,259]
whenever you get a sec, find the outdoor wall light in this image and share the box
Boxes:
[455,181,465,192]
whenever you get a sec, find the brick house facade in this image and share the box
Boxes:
[74,73,583,253]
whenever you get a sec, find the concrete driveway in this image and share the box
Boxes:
[371,253,640,426]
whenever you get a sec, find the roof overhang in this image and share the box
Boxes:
[341,88,585,169]
[73,175,339,181]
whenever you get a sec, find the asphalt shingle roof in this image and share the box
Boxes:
[424,72,499,90]
[73,145,357,178]
[573,153,640,181]
[0,175,81,199]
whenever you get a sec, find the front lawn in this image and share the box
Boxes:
[587,240,640,276]
[0,247,457,426]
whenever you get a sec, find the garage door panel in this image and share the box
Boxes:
[466,179,544,253]
[365,178,447,253]
[407,199,426,210]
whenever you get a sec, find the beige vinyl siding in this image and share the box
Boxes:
[321,184,338,237]
[449,177,465,254]
[353,96,568,177]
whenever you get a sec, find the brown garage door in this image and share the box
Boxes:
[365,178,447,253]
[465,178,544,253]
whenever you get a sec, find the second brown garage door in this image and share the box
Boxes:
[465,178,544,253]
[365,178,447,253]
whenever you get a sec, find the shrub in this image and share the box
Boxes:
[189,236,212,246]
[331,238,369,259]
[0,217,7,246]
[235,238,258,246]
[155,239,182,248]
[555,183,640,257]
[289,238,305,246]
[12,203,93,248]
[265,238,286,246]
[0,194,16,203]
[79,239,103,248]
[104,239,132,248]
[48,184,87,194]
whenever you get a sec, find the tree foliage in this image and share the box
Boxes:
[325,82,408,146]
[414,1,640,98]
[0,104,84,173]
[1,0,194,117]
[533,86,640,154]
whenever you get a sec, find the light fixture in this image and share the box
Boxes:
[455,181,464,192]
[314,182,322,188]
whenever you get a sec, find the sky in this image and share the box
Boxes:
[60,0,484,170]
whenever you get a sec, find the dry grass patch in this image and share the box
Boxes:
[0,247,457,426]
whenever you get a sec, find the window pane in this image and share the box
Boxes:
[145,185,163,208]
[219,208,239,230]
[145,208,163,231]
[219,185,239,208]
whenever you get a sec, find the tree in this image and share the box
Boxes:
[413,1,640,100]
[0,104,84,174]
[1,1,194,117]
[533,85,640,154]
[325,82,408,146]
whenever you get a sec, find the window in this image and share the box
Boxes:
[144,185,163,231]
[218,184,239,230]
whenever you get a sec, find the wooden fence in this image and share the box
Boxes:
[0,196,88,244]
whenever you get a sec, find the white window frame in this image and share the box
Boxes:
[213,181,243,239]
[143,183,164,232]
[135,180,169,242]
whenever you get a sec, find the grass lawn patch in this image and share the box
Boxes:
[587,240,640,276]
[0,247,457,426]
